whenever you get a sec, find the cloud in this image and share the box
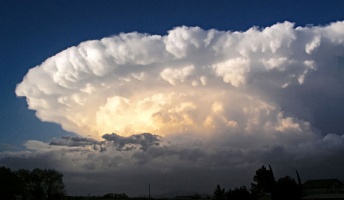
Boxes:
[102,133,162,151]
[16,21,344,147]
[49,133,162,152]
[1,132,344,196]
[50,136,101,147]
[11,21,344,195]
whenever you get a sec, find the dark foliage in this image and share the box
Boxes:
[226,186,252,200]
[213,184,225,200]
[251,165,276,195]
[215,165,303,200]
[0,166,65,200]
[2,164,305,200]
[275,176,301,200]
[0,166,23,200]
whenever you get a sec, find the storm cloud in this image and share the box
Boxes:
[8,21,344,195]
[1,132,344,196]
[16,21,344,145]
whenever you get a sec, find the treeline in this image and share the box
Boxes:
[0,166,65,200]
[1,165,302,200]
[64,193,129,200]
[213,165,302,200]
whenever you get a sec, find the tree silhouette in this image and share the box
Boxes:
[0,166,22,200]
[31,168,46,199]
[275,176,301,200]
[30,168,65,200]
[251,165,276,196]
[213,184,225,200]
[227,186,252,200]
[15,169,31,200]
[0,166,65,200]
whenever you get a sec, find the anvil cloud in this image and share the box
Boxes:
[16,21,344,149]
[8,20,344,195]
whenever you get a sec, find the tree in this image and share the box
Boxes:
[30,168,47,199]
[30,168,65,200]
[227,186,252,200]
[0,167,65,200]
[275,176,301,200]
[213,184,225,200]
[251,165,276,195]
[0,166,22,200]
[15,169,31,200]
[44,169,65,199]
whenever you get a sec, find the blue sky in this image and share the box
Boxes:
[1,0,344,196]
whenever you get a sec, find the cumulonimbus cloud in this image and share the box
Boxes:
[16,21,344,148]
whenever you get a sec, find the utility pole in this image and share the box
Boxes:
[149,184,151,199]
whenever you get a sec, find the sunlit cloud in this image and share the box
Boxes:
[16,21,344,149]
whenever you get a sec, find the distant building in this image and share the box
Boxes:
[302,179,344,200]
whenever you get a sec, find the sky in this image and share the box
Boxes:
[1,0,344,197]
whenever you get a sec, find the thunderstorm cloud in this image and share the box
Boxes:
[9,21,344,195]
[16,21,344,145]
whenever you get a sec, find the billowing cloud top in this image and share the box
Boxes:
[16,21,344,148]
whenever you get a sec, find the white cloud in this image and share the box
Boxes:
[15,21,344,149]
[160,65,194,85]
[7,20,344,197]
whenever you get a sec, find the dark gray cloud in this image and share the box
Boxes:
[102,133,161,151]
[50,136,101,146]
[1,133,344,196]
[48,133,162,152]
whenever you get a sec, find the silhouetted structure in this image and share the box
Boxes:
[302,179,344,200]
